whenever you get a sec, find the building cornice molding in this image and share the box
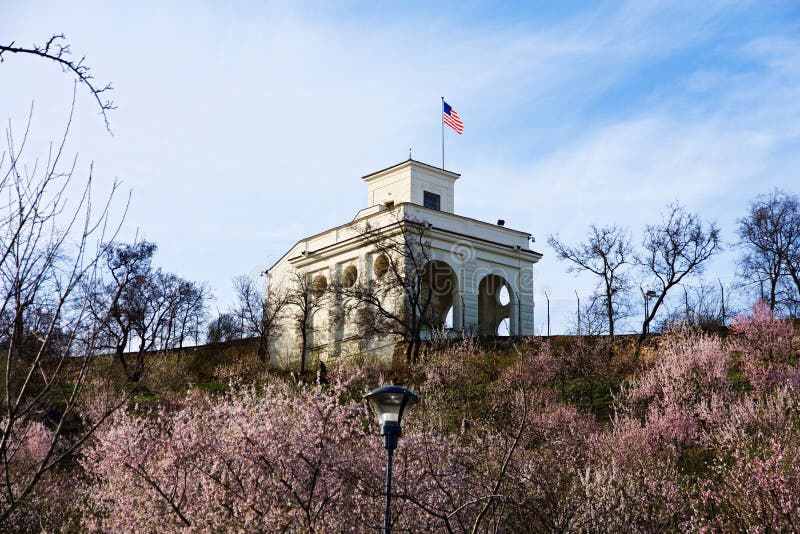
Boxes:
[361,159,460,183]
[270,202,539,272]
[285,217,541,270]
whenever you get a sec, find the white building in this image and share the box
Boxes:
[267,159,542,369]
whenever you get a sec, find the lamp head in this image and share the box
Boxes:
[364,385,419,450]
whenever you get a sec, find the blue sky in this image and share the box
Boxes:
[2,1,799,333]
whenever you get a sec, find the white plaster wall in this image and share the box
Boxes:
[267,238,404,368]
[365,161,457,214]
[408,167,455,213]
[266,202,541,369]
[368,166,411,207]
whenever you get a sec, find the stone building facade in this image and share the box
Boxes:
[267,160,542,368]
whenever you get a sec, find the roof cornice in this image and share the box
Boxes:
[361,159,460,182]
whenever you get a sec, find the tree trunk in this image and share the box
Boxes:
[405,340,414,367]
[769,277,778,310]
[606,290,615,360]
[257,334,268,361]
[300,328,307,375]
[113,329,137,382]
[788,265,800,302]
[412,335,423,365]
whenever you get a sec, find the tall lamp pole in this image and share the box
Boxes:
[642,288,657,335]
[364,386,419,534]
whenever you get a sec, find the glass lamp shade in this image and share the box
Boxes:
[364,385,419,428]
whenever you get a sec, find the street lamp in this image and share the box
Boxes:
[642,288,658,335]
[364,385,419,534]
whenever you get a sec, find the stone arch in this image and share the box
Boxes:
[478,274,513,336]
[420,260,457,329]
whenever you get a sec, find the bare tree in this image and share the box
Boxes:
[87,241,208,381]
[206,313,241,344]
[170,279,210,348]
[548,224,632,352]
[636,203,720,356]
[0,105,134,523]
[1,34,115,131]
[737,190,800,314]
[339,217,440,366]
[657,282,726,331]
[574,294,613,338]
[285,271,328,375]
[231,273,288,359]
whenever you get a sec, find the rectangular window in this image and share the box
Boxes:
[423,191,441,211]
[384,201,394,209]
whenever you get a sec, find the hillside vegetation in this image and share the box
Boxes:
[4,302,799,532]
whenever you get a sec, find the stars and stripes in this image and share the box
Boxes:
[442,101,463,134]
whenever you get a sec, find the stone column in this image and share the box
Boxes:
[460,260,479,333]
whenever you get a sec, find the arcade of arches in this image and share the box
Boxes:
[478,274,513,336]
[420,260,516,336]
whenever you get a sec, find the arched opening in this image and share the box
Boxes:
[312,274,328,296]
[497,317,511,336]
[497,285,510,306]
[373,254,389,278]
[478,274,512,336]
[420,260,457,331]
[342,265,358,287]
[444,306,454,329]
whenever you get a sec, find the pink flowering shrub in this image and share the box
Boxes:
[499,398,599,532]
[620,330,733,448]
[0,420,55,477]
[81,380,517,532]
[422,334,483,390]
[0,421,86,532]
[82,382,382,531]
[729,301,798,392]
[695,387,800,531]
[32,312,800,531]
[575,330,733,529]
[498,339,564,387]
[580,416,691,531]
[80,373,607,532]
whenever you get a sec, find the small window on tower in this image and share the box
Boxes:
[423,191,441,211]
[384,201,395,209]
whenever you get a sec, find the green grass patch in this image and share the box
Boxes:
[556,377,622,421]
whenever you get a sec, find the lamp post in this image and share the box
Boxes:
[364,385,419,534]
[642,288,657,334]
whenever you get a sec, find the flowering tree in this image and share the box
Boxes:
[53,297,800,530]
[696,387,800,531]
[729,301,797,392]
[83,382,378,531]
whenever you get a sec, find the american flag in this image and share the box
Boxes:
[442,101,463,134]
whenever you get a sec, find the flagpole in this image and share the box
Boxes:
[441,97,445,170]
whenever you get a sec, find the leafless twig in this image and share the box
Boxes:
[1,34,116,132]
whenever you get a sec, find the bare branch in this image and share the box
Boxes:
[0,34,116,132]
